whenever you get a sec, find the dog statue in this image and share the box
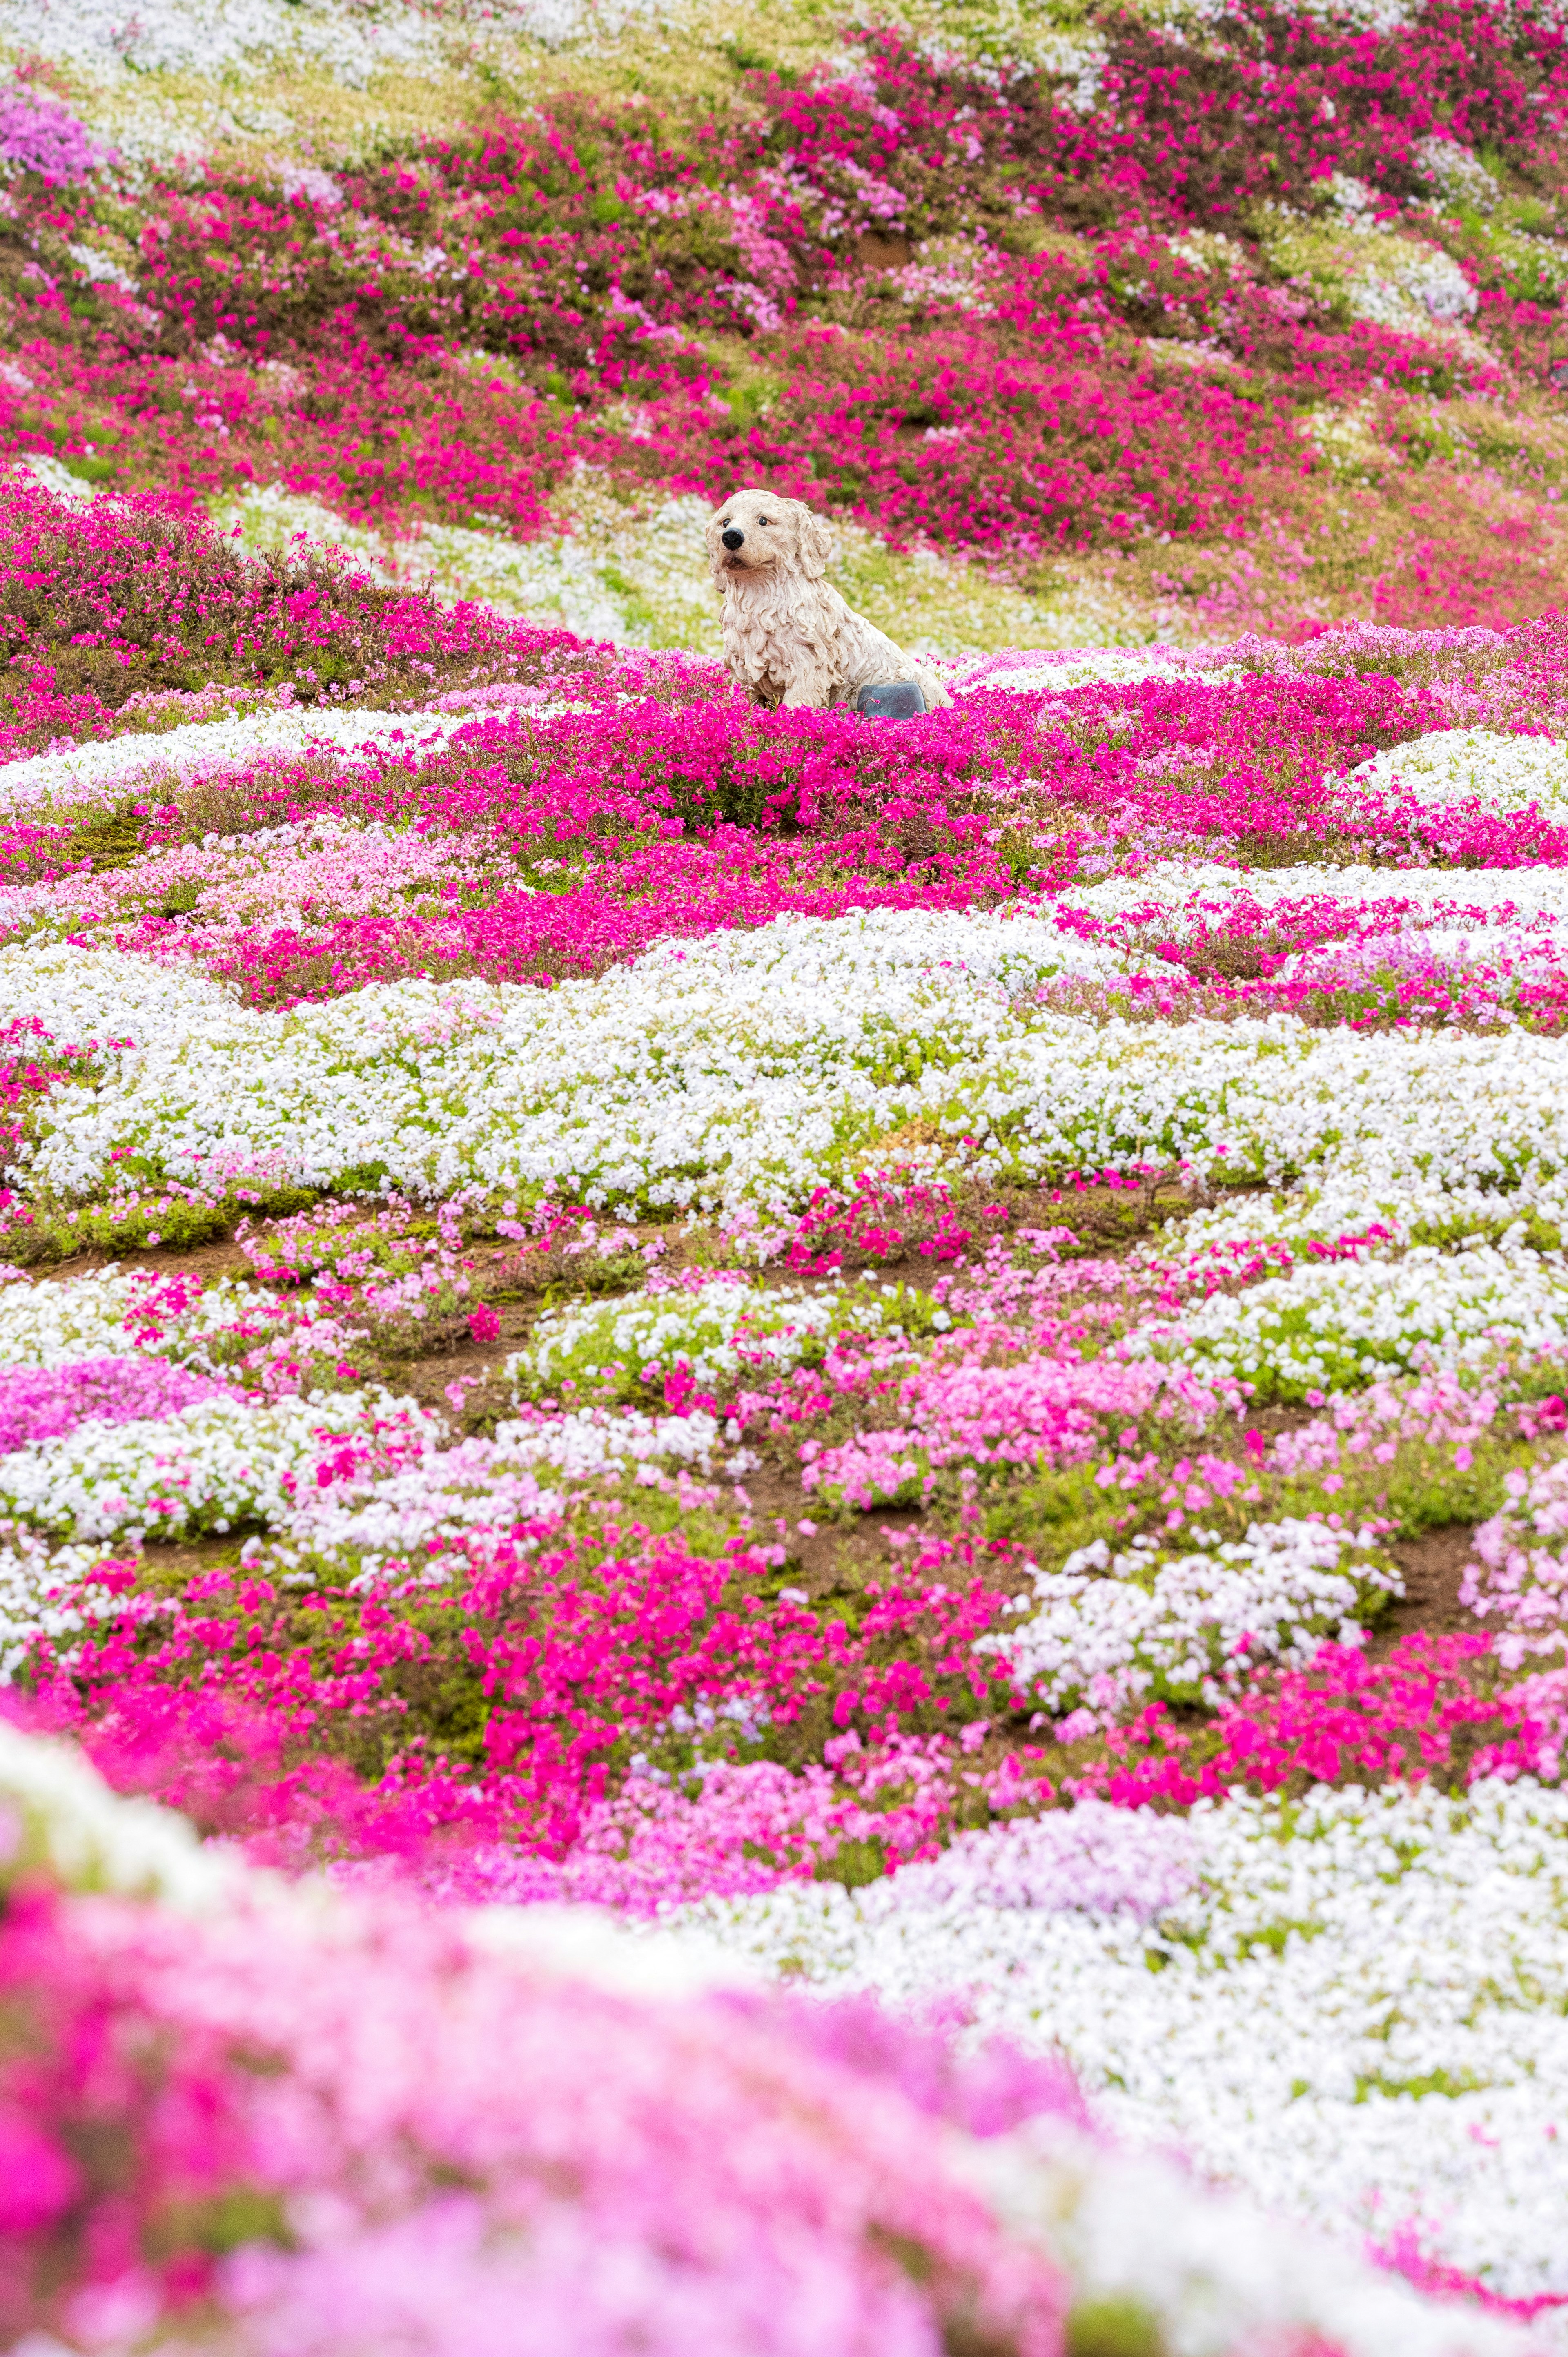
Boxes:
[706,488,951,713]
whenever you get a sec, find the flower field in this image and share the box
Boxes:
[6,0,1568,2348]
[6,0,1568,644]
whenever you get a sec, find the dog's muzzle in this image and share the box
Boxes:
[720,529,744,550]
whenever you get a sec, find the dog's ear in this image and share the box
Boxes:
[703,512,730,586]
[794,503,834,580]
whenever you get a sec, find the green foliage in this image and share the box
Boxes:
[1229,1915,1327,1960]
[1278,1427,1534,1540]
[332,1160,394,1197]
[1065,2297,1165,2357]
[62,798,155,875]
[813,1833,889,1889]
[60,453,120,486]
[980,1396,1546,1571]
[150,2185,294,2262]
[984,1461,1132,1562]
[720,34,775,72]
[1354,2066,1486,2102]
[1408,1210,1563,1254]
[7,1178,319,1267]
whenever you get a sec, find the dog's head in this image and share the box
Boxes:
[706,489,834,587]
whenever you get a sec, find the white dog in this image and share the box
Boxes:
[706,488,951,712]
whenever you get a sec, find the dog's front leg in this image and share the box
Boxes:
[778,664,836,710]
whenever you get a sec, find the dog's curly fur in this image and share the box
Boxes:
[706,488,951,711]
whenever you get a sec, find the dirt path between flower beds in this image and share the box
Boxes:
[1373,1525,1488,1655]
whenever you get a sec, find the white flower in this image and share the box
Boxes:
[1127,1241,1568,1395]
[11,922,1568,1230]
[1346,731,1568,817]
[987,1518,1401,1715]
[0,1388,433,1544]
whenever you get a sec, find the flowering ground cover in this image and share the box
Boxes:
[4,0,1568,644]
[4,471,1568,2352]
[4,0,1568,2337]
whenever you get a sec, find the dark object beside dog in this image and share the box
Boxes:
[853,681,928,719]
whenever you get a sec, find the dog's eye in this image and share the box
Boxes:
[757,516,772,525]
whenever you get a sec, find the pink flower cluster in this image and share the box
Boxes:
[1463,1456,1568,1665]
[0,475,598,769]
[0,80,98,185]
[801,1358,1236,1514]
[29,1504,1020,1869]
[1067,1630,1568,1806]
[0,1862,1074,2356]
[0,1358,232,1453]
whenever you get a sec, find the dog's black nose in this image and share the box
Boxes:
[721,528,744,550]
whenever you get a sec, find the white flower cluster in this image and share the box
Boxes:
[1153,1168,1549,1264]
[1059,855,1568,928]
[1345,729,1568,817]
[959,647,1237,693]
[506,1274,915,1400]
[2,920,1107,1208]
[0,1387,421,1544]
[985,1516,1401,1717]
[0,1264,265,1371]
[1130,1240,1568,1395]
[0,703,493,817]
[0,0,653,115]
[0,1268,761,1605]
[1353,245,1479,323]
[12,919,1568,1224]
[4,0,435,80]
[491,1405,735,1478]
[687,1779,1568,2312]
[0,1398,744,1621]
[510,1276,830,1395]
[0,1717,238,1911]
[0,944,232,1070]
[0,1526,133,1678]
[263,1406,750,1587]
[1412,136,1500,212]
[976,2120,1531,2357]
[981,2121,1528,2357]
[259,1429,565,1585]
